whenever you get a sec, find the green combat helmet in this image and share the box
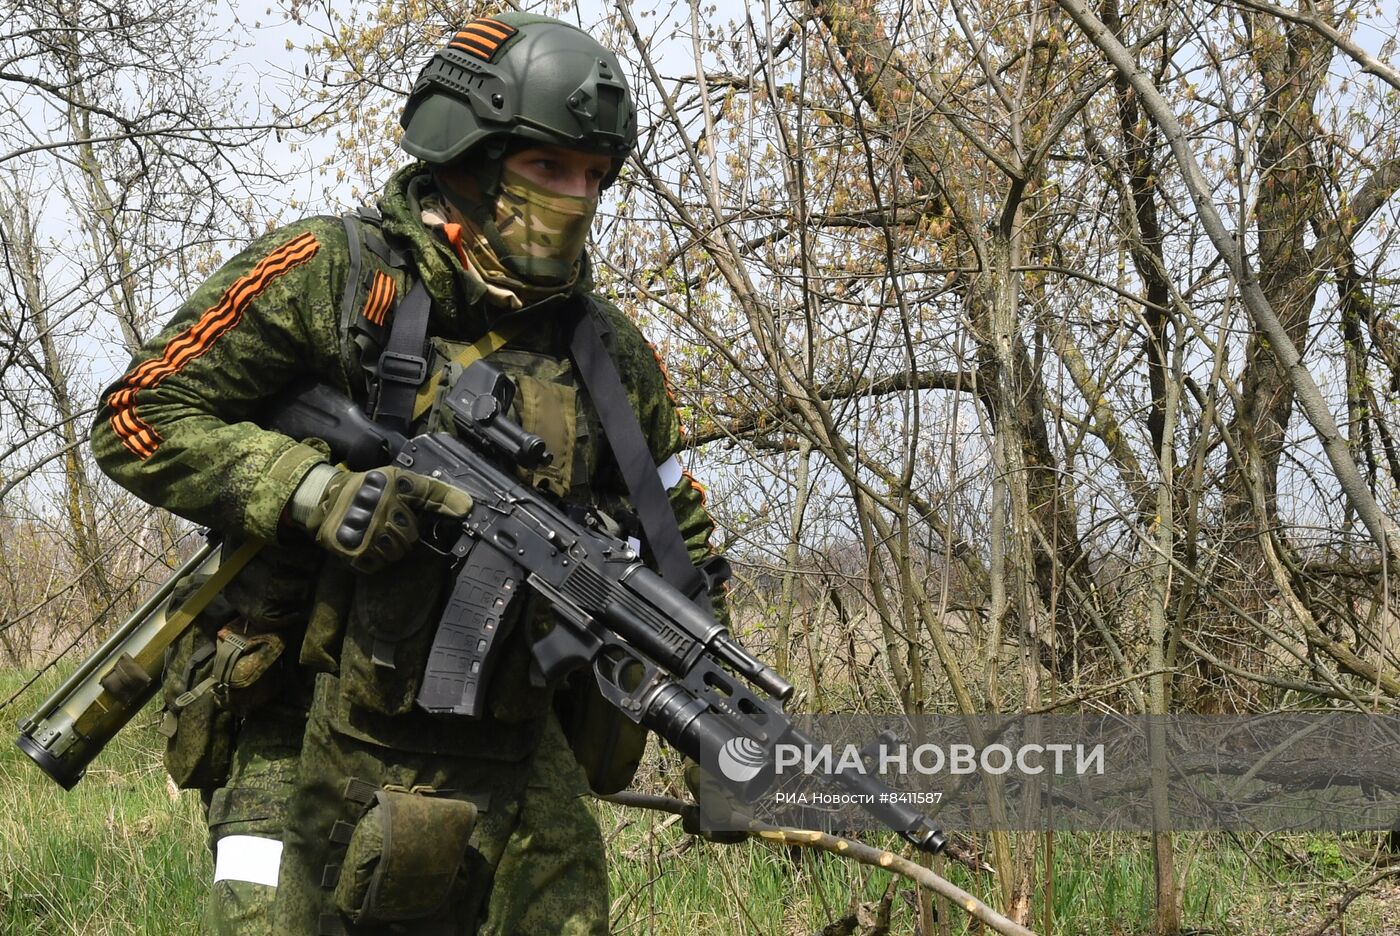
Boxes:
[400,13,637,284]
[400,12,636,180]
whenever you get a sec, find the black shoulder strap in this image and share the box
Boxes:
[340,205,429,432]
[372,279,431,434]
[569,301,711,610]
[339,212,367,336]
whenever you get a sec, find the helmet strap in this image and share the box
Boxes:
[471,139,509,201]
[464,141,549,280]
[431,162,511,256]
[430,137,506,221]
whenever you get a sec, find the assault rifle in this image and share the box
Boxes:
[17,359,945,854]
[271,360,946,854]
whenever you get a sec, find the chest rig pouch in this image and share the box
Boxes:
[423,340,590,499]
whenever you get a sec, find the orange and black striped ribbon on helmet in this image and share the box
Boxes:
[447,18,518,63]
[107,231,321,459]
[361,271,395,327]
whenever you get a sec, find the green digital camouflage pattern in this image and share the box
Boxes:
[202,701,305,936]
[91,162,717,558]
[273,673,606,935]
[200,684,607,936]
[92,161,722,934]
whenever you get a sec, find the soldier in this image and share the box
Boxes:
[92,13,723,935]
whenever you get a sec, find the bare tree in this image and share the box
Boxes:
[0,0,324,667]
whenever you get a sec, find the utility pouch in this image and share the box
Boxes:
[300,561,355,674]
[338,554,448,715]
[160,591,294,789]
[512,374,577,496]
[225,540,324,633]
[424,342,581,498]
[214,628,287,712]
[160,614,237,789]
[332,788,478,925]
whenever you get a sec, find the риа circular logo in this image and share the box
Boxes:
[716,736,767,783]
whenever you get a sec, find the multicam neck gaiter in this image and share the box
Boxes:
[490,167,597,282]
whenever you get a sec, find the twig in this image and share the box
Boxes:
[1024,668,1177,714]
[600,792,1039,936]
[1300,865,1400,936]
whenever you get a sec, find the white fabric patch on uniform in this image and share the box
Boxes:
[657,455,684,490]
[213,835,283,888]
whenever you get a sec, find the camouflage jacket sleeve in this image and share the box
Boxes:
[91,219,351,541]
[592,298,727,614]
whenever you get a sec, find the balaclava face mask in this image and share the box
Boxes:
[434,162,598,303]
[491,167,597,281]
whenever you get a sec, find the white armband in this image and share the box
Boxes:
[213,835,283,888]
[656,455,684,491]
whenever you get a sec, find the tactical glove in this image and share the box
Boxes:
[294,464,474,573]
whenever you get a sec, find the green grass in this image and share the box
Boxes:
[0,668,206,934]
[599,811,1394,936]
[1,668,1393,935]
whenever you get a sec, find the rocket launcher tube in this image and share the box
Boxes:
[15,536,261,790]
[13,378,392,791]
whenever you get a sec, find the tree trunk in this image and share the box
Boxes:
[0,190,118,610]
[1223,12,1329,574]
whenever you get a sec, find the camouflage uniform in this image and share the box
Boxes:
[91,162,719,935]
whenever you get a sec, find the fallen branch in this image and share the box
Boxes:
[1300,865,1400,936]
[600,791,1038,936]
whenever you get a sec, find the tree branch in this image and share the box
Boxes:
[600,791,1039,936]
[1224,0,1400,94]
[685,368,980,447]
[1056,0,1400,572]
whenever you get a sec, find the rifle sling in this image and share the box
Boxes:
[568,303,710,611]
[372,280,432,434]
[410,320,527,424]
